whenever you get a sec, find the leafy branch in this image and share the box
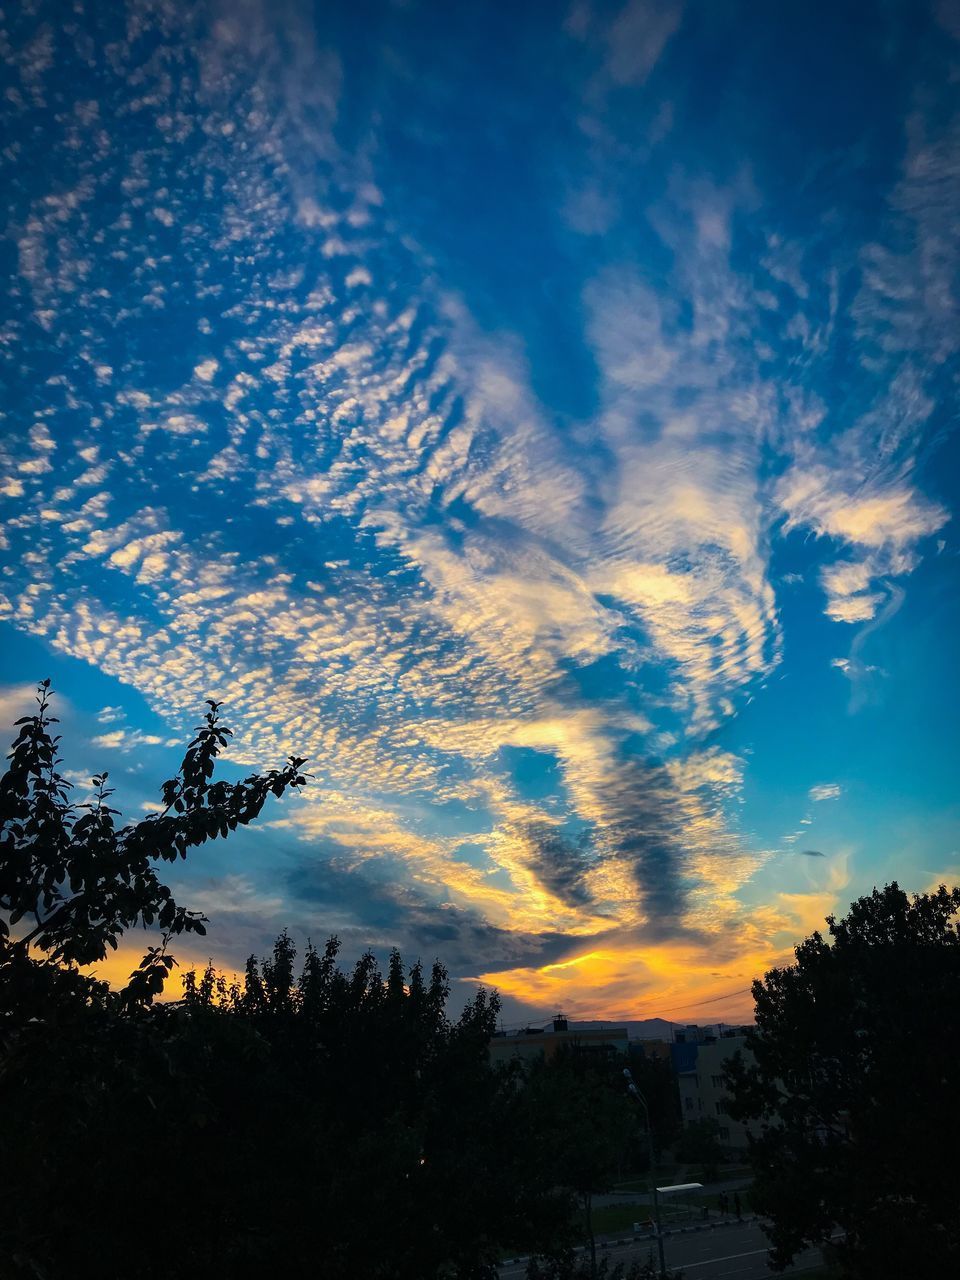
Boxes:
[0,680,309,1003]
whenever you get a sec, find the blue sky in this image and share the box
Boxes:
[2,0,958,1022]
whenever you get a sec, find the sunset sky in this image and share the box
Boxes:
[2,0,959,1025]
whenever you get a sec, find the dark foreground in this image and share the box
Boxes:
[499,1220,831,1280]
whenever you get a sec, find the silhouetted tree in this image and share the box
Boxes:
[627,1049,682,1158]
[204,936,572,1279]
[526,1049,637,1278]
[673,1116,724,1177]
[0,687,612,1278]
[725,883,960,1279]
[2,926,570,1277]
[0,682,309,1278]
[0,679,307,1007]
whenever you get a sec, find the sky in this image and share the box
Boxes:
[2,0,959,1026]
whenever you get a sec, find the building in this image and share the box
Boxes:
[488,1016,630,1067]
[675,1029,754,1149]
[629,1037,673,1063]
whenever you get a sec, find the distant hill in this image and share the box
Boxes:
[499,1016,754,1040]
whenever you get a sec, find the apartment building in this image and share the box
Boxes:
[675,1030,754,1149]
[489,1017,630,1066]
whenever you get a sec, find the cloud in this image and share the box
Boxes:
[809,784,842,802]
[0,683,50,730]
[0,0,953,1014]
[567,0,684,90]
[779,474,947,551]
[193,359,219,383]
[605,1,683,86]
[474,909,805,1023]
[90,728,179,753]
[777,472,947,626]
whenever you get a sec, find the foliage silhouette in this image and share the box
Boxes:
[626,1050,681,1159]
[724,882,960,1279]
[524,1048,639,1278]
[0,680,307,1003]
[0,682,311,1276]
[1,932,574,1278]
[0,685,581,1278]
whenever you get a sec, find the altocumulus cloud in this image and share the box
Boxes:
[809,784,843,803]
[0,0,957,1015]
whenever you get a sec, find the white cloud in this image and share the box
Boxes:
[193,358,219,382]
[824,590,887,624]
[90,728,179,753]
[778,470,947,550]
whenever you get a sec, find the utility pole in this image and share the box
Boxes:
[623,1068,667,1279]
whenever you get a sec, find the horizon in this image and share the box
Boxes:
[2,0,959,1026]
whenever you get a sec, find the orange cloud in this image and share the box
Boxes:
[474,878,855,1023]
[475,938,783,1024]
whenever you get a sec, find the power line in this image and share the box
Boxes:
[651,987,753,1016]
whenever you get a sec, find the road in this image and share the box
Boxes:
[499,1220,829,1279]
[640,1221,827,1278]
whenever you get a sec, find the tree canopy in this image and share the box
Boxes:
[524,1048,640,1275]
[725,882,960,1279]
[0,684,578,1279]
[2,929,575,1278]
[0,679,307,1005]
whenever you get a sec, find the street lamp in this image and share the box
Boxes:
[622,1068,656,1177]
[623,1069,665,1276]
[623,1069,705,1280]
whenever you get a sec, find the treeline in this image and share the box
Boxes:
[2,928,584,1276]
[0,685,677,1279]
[2,926,677,1278]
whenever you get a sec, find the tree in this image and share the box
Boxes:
[526,1049,638,1278]
[673,1116,723,1178]
[0,686,607,1277]
[0,682,310,1277]
[0,679,307,1007]
[215,936,572,1279]
[724,883,960,1279]
[1,919,571,1278]
[627,1050,682,1159]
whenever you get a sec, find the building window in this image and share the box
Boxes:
[684,1097,694,1111]
[720,1127,730,1141]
